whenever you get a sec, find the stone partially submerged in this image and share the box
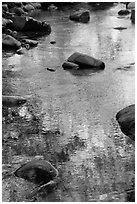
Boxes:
[116,104,135,141]
[70,9,90,23]
[14,159,58,185]
[67,52,105,69]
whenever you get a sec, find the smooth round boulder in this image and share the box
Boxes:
[116,104,135,141]
[2,34,21,49]
[70,9,90,23]
[14,159,58,185]
[23,4,35,12]
[68,52,105,69]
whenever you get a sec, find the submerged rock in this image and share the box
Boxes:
[67,52,105,69]
[116,104,135,141]
[2,95,27,107]
[14,159,58,185]
[2,34,21,49]
[70,9,90,23]
[118,9,130,15]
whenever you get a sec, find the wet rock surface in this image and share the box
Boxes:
[2,2,135,202]
[116,104,135,141]
[70,9,90,23]
[67,52,105,69]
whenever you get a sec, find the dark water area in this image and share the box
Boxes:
[2,3,135,202]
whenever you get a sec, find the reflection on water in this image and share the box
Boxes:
[2,3,135,202]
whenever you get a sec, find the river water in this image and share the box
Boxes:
[2,3,135,202]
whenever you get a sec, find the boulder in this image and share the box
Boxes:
[67,52,105,69]
[2,95,27,107]
[11,16,27,31]
[2,4,9,12]
[70,9,90,23]
[2,18,13,30]
[2,34,21,49]
[30,2,42,9]
[23,4,35,12]
[11,16,51,34]
[3,29,17,38]
[126,2,135,9]
[116,104,135,141]
[118,9,130,15]
[22,18,51,34]
[62,61,79,70]
[14,159,58,185]
[10,7,26,16]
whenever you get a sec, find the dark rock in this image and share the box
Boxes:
[22,18,51,34]
[2,95,27,107]
[70,9,90,23]
[7,2,16,9]
[62,61,79,70]
[113,27,127,30]
[11,16,27,31]
[131,9,135,23]
[11,16,51,34]
[50,41,56,44]
[67,52,105,69]
[30,3,41,9]
[118,9,130,15]
[116,104,135,141]
[2,34,21,49]
[14,159,58,185]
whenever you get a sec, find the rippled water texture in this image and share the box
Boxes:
[2,3,135,202]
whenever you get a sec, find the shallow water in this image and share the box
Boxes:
[2,3,135,202]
